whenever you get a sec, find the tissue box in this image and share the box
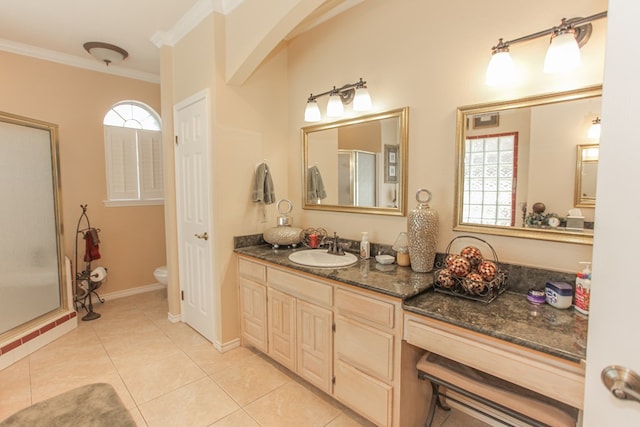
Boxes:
[565,216,584,230]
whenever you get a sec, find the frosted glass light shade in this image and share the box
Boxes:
[543,32,581,73]
[326,93,344,117]
[485,50,515,86]
[588,120,601,139]
[353,87,372,111]
[304,100,321,122]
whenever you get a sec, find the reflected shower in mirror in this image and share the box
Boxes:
[303,107,409,216]
[454,86,601,245]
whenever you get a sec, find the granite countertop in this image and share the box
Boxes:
[403,290,588,363]
[235,245,433,299]
[235,244,588,364]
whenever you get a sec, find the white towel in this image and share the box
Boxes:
[252,163,276,204]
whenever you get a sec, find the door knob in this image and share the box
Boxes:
[602,365,640,404]
[194,232,209,241]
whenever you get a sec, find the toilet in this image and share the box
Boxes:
[153,266,168,285]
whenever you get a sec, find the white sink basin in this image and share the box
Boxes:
[288,249,358,268]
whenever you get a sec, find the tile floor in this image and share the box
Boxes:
[0,289,489,427]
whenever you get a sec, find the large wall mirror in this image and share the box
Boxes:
[454,86,601,245]
[302,107,409,216]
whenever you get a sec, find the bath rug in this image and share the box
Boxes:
[0,383,135,427]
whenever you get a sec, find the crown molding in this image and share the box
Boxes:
[151,0,243,48]
[0,38,159,83]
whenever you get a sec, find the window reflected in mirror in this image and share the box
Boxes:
[454,86,601,245]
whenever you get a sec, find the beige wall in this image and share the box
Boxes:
[287,0,607,271]
[0,51,166,295]
[165,0,607,343]
[168,13,289,345]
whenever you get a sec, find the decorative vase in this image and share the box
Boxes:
[263,199,303,248]
[408,189,439,272]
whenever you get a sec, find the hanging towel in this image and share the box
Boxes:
[252,163,276,204]
[83,228,101,262]
[307,165,327,201]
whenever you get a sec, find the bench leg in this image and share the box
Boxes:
[425,382,451,427]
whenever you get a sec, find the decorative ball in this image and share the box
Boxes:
[447,256,471,277]
[445,253,458,268]
[532,202,546,214]
[465,273,486,294]
[460,246,483,268]
[478,260,498,281]
[436,269,455,289]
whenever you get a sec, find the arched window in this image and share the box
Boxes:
[103,101,163,205]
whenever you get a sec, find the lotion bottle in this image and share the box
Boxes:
[574,261,592,315]
[360,232,370,259]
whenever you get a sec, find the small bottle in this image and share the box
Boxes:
[360,232,370,259]
[574,261,592,315]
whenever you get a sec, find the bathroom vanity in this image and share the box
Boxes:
[235,244,587,426]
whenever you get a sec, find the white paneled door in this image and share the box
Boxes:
[174,90,215,343]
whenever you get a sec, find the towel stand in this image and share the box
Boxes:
[416,352,578,427]
[73,205,105,321]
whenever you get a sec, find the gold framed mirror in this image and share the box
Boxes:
[454,86,601,245]
[575,144,599,207]
[302,107,409,216]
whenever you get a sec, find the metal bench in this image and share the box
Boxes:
[416,352,578,427]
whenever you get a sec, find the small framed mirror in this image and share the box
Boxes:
[302,107,409,216]
[575,144,599,207]
[454,86,601,245]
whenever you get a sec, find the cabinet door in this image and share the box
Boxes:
[239,278,267,352]
[297,300,333,393]
[267,288,296,370]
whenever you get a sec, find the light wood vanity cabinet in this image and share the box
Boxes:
[237,255,426,427]
[334,287,397,427]
[238,258,268,352]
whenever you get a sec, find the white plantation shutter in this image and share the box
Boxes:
[105,126,139,200]
[138,129,164,199]
[104,126,163,202]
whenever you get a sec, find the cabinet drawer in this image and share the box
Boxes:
[268,267,332,307]
[335,287,394,328]
[335,316,394,381]
[334,359,392,427]
[238,257,266,283]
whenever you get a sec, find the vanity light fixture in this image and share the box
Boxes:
[304,78,372,122]
[83,42,129,66]
[485,11,607,86]
[588,116,601,140]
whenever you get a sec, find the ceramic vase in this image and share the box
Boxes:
[408,189,439,272]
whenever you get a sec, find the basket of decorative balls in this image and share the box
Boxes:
[433,236,508,303]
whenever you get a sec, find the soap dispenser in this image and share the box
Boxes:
[574,262,592,315]
[360,232,370,259]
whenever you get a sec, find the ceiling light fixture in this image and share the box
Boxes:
[485,11,607,86]
[83,42,129,66]
[304,78,372,122]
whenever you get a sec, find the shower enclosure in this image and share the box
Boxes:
[0,111,67,337]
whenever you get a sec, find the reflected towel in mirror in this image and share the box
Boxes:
[307,165,326,201]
